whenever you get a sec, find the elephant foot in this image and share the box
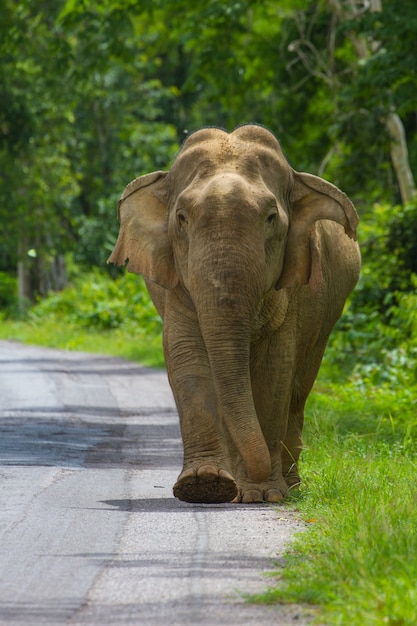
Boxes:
[284,469,301,491]
[173,464,238,504]
[234,479,288,504]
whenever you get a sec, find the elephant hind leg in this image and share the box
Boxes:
[283,339,328,489]
[281,436,302,490]
[173,464,237,503]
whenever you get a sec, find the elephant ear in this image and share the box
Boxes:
[275,171,359,290]
[107,171,178,289]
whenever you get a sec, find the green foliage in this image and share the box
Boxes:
[360,200,417,296]
[251,385,417,624]
[3,0,417,303]
[323,194,417,389]
[0,0,179,300]
[324,281,417,389]
[29,269,162,333]
[0,1,80,261]
[0,272,18,317]
[287,453,417,625]
[387,200,417,276]
[0,269,164,366]
[347,0,417,117]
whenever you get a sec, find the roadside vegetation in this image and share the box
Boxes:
[0,269,164,367]
[1,1,417,624]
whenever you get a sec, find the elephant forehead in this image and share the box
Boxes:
[178,173,277,212]
[201,173,274,205]
[171,129,288,185]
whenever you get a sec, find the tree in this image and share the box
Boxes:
[2,0,416,312]
[122,0,416,204]
[0,0,178,308]
[58,3,179,267]
[327,0,416,204]
[0,0,79,307]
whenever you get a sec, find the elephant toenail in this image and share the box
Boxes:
[197,464,218,479]
[264,489,284,503]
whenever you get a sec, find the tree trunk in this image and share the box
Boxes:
[17,234,32,314]
[17,233,68,312]
[385,112,416,204]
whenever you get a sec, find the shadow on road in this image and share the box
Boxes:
[0,413,182,469]
[102,498,273,513]
[0,343,182,470]
[0,355,164,378]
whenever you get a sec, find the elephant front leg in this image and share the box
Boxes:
[164,316,237,504]
[172,388,237,504]
[231,344,294,503]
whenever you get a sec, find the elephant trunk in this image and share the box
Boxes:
[190,246,272,483]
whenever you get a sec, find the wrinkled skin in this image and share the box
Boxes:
[109,125,360,504]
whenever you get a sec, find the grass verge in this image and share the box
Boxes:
[252,384,417,625]
[0,319,165,367]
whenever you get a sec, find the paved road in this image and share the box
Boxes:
[0,340,308,625]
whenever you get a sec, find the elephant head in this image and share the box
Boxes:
[108,125,358,484]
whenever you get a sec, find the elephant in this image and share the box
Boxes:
[108,125,360,504]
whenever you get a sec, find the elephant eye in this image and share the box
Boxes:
[266,210,277,225]
[177,210,188,226]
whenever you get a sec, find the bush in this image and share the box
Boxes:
[0,271,19,318]
[323,198,417,388]
[387,198,417,277]
[350,200,417,319]
[29,269,162,335]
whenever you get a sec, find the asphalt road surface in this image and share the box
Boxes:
[0,340,309,626]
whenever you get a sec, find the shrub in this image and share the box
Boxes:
[324,198,417,388]
[0,271,19,318]
[29,270,162,334]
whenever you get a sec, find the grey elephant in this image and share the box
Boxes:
[108,125,360,504]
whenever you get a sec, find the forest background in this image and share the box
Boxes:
[1,1,417,624]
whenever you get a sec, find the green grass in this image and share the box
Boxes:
[0,318,165,367]
[253,383,417,625]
